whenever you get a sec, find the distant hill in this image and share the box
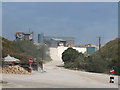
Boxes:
[1,37,51,65]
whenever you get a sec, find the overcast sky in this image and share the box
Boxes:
[2,2,118,45]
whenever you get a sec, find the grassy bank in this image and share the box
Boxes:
[62,38,120,75]
[1,37,52,66]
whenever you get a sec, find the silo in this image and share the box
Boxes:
[38,33,44,44]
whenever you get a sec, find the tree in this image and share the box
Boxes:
[2,37,51,63]
[62,47,79,63]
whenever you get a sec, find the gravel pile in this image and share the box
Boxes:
[2,65,30,74]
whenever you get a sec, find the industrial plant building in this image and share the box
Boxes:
[15,31,34,41]
[38,33,98,54]
[38,33,75,47]
[14,31,98,54]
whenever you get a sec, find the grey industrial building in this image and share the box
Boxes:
[38,33,75,47]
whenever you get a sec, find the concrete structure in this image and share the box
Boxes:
[38,33,74,47]
[50,45,98,62]
[15,31,34,41]
[50,46,87,62]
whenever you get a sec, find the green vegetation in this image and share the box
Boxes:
[62,38,120,75]
[62,48,80,63]
[1,36,51,65]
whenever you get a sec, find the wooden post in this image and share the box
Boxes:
[36,59,38,71]
[41,56,43,71]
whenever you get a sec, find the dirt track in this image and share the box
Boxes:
[2,47,119,88]
[2,59,118,88]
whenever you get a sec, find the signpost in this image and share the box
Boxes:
[29,59,33,63]
[109,68,115,83]
[36,59,38,71]
[41,56,43,71]
[110,69,115,74]
[29,59,33,72]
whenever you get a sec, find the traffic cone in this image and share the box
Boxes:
[110,76,114,83]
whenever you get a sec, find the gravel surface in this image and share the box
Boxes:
[2,48,119,88]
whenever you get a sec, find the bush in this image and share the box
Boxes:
[2,37,51,64]
[62,47,79,63]
[62,38,120,75]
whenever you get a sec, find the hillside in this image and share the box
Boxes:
[63,38,120,75]
[87,38,119,75]
[1,37,51,65]
[2,37,28,63]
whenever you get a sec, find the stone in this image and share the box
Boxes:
[2,65,30,74]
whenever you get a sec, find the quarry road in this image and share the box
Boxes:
[2,60,118,88]
[2,47,119,88]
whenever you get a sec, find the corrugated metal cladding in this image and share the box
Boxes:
[86,47,96,54]
[38,33,75,47]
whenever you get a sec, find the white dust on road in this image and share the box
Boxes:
[2,47,118,88]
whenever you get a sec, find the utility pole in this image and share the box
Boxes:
[97,36,103,53]
[36,58,38,71]
[41,55,43,71]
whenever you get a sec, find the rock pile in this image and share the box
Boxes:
[2,65,30,74]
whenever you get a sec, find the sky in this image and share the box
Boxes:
[2,0,119,2]
[2,2,118,45]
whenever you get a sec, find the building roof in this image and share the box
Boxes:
[45,36,75,40]
[4,55,20,62]
[51,38,66,41]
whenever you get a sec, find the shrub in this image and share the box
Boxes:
[62,47,79,63]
